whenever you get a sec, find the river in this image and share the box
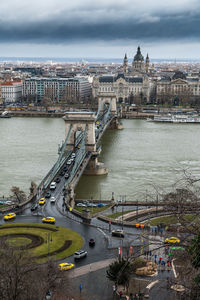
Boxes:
[1,117,200,201]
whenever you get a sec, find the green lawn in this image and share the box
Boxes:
[107,209,135,219]
[149,214,196,226]
[74,205,112,215]
[0,223,83,263]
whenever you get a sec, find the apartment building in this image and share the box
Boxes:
[22,77,91,103]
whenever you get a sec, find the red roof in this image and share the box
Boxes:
[1,81,22,86]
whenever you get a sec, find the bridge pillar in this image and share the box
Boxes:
[84,153,108,175]
[98,94,117,115]
[63,112,96,152]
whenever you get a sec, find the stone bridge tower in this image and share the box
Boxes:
[63,112,96,152]
[97,94,117,115]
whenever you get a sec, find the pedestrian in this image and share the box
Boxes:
[113,285,116,293]
[119,291,123,298]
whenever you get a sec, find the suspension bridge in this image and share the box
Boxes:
[37,95,120,207]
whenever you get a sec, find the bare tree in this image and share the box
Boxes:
[10,186,26,204]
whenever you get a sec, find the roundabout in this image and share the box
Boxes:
[0,223,83,263]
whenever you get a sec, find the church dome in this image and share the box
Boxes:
[134,46,144,61]
[172,71,187,80]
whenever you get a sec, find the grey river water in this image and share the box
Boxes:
[1,117,200,201]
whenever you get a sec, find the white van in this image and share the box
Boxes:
[50,182,56,190]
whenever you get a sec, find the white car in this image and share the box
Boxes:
[50,197,56,203]
[74,250,87,259]
[76,203,86,207]
[50,182,56,190]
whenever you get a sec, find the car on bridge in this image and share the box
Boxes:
[59,262,74,271]
[50,182,56,190]
[55,177,61,183]
[4,212,16,220]
[65,173,69,179]
[39,198,46,205]
[42,216,55,224]
[45,192,51,198]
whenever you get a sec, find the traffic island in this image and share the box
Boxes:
[0,223,83,263]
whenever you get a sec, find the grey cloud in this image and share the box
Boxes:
[0,0,199,44]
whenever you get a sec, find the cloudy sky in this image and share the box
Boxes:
[1,0,200,59]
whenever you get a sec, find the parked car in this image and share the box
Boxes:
[71,152,76,158]
[63,167,68,172]
[42,216,55,224]
[112,229,125,238]
[45,192,51,198]
[4,212,16,220]
[59,262,74,271]
[55,177,61,183]
[31,203,38,211]
[89,238,95,246]
[60,171,65,176]
[50,197,56,203]
[87,203,97,207]
[76,203,87,207]
[67,160,72,165]
[50,182,56,190]
[74,250,87,259]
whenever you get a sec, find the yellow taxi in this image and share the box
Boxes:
[4,212,16,221]
[42,217,55,224]
[165,236,180,244]
[39,198,46,205]
[59,262,74,271]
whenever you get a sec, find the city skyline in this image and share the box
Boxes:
[1,0,200,58]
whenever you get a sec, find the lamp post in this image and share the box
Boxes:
[46,233,53,258]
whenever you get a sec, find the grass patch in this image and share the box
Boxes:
[150,214,196,226]
[0,223,83,263]
[107,209,135,219]
[74,205,111,215]
[6,237,32,247]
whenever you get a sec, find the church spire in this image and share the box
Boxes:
[123,53,128,74]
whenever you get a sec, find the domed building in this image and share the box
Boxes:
[122,46,150,75]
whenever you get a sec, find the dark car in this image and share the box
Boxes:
[31,203,38,211]
[89,238,95,246]
[65,173,69,179]
[45,192,51,198]
[63,166,68,172]
[55,177,61,183]
[60,171,65,176]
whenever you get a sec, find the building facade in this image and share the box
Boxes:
[22,77,91,103]
[1,81,22,103]
[156,71,200,105]
[93,73,150,103]
[93,46,151,103]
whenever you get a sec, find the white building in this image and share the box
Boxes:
[1,81,22,103]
